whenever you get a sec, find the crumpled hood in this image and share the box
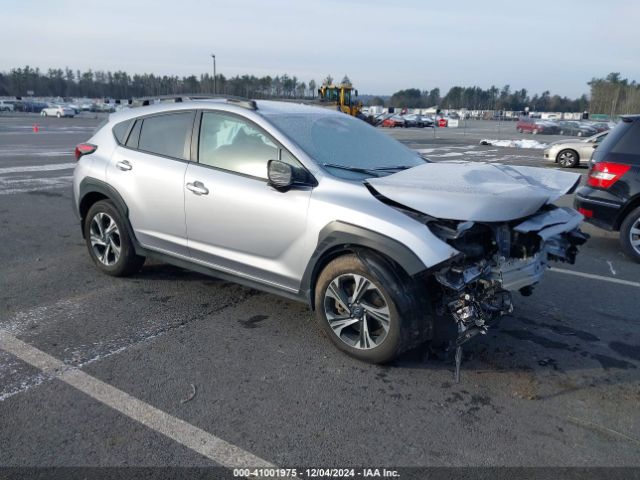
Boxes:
[367,161,581,222]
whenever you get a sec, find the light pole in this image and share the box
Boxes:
[211,54,216,94]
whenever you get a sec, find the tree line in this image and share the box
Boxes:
[0,66,323,100]
[588,73,640,117]
[384,86,590,113]
[384,73,639,114]
[0,66,636,115]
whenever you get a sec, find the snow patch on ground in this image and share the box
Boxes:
[426,152,464,158]
[480,139,548,149]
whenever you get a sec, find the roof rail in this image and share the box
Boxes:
[129,94,257,110]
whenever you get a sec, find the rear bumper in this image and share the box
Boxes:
[574,187,624,231]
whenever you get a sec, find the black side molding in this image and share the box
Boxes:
[78,178,137,244]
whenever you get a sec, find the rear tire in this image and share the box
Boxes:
[620,207,640,263]
[84,200,145,276]
[314,253,429,363]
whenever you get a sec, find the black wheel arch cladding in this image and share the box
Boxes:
[301,221,428,308]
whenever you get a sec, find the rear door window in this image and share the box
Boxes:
[138,112,195,160]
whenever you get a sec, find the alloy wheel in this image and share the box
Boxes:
[89,212,121,266]
[323,273,391,350]
[630,218,640,255]
[558,150,577,167]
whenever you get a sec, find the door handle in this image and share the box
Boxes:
[116,160,132,171]
[186,181,209,195]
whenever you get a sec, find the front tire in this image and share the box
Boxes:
[314,253,427,363]
[620,207,640,263]
[84,200,145,276]
[41,111,47,117]
[557,149,579,168]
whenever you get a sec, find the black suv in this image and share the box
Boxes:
[574,115,640,261]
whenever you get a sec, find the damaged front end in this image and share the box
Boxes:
[364,161,589,379]
[427,206,588,380]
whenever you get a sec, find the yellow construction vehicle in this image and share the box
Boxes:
[317,83,363,117]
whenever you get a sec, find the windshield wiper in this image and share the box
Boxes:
[370,165,416,171]
[322,163,383,176]
[322,163,418,176]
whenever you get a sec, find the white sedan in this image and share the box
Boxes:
[543,131,608,168]
[40,105,75,118]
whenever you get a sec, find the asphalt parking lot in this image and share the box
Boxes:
[1,114,639,473]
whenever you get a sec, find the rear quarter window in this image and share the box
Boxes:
[112,120,132,145]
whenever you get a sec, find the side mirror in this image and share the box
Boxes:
[267,160,293,191]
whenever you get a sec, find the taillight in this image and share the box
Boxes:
[587,162,630,189]
[75,143,97,160]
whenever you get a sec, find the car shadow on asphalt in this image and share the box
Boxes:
[127,262,640,397]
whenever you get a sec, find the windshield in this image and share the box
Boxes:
[264,112,425,178]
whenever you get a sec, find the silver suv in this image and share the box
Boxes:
[73,98,587,364]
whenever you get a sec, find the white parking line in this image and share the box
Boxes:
[0,162,75,174]
[549,267,640,288]
[0,331,274,470]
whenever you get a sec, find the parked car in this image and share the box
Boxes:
[67,103,81,114]
[13,100,47,113]
[516,118,559,134]
[90,102,116,113]
[0,100,15,112]
[73,98,587,363]
[402,114,432,128]
[436,115,448,127]
[543,131,608,168]
[419,115,434,127]
[372,112,390,126]
[40,104,75,118]
[557,121,597,137]
[380,114,406,128]
[586,122,611,133]
[574,115,640,261]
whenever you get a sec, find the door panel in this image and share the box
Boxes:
[184,164,311,291]
[107,146,189,256]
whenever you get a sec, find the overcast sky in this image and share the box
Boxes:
[2,0,638,97]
